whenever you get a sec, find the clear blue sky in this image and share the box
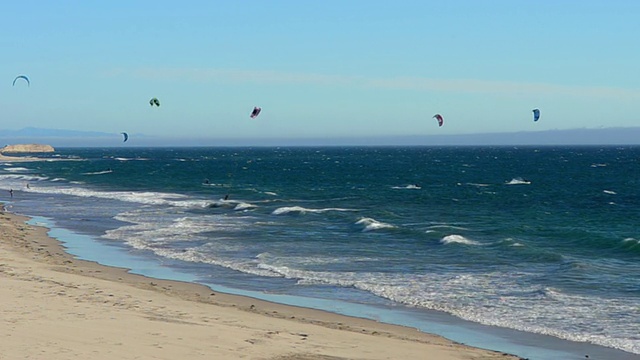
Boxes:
[2,1,639,143]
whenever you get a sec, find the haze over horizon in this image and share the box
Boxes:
[2,126,639,147]
[2,1,640,145]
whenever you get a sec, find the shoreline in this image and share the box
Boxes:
[0,209,521,360]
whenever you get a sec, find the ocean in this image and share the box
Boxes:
[2,146,639,359]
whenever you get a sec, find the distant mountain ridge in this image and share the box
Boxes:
[0,127,115,138]
[0,127,639,146]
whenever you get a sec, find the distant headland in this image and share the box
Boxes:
[0,144,55,153]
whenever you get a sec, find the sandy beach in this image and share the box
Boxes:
[0,210,521,360]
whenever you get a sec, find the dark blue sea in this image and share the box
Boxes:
[2,146,639,359]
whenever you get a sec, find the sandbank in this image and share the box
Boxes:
[0,210,521,360]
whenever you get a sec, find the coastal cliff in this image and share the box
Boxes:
[0,144,55,153]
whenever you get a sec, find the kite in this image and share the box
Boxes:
[433,114,444,127]
[250,107,262,118]
[121,132,129,142]
[532,108,540,122]
[12,75,30,87]
[149,98,160,107]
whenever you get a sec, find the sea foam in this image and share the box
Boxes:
[440,234,481,246]
[355,217,396,232]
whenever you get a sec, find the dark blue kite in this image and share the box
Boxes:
[12,75,30,87]
[532,108,540,122]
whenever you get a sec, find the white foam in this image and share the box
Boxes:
[99,207,640,355]
[440,234,481,246]
[82,170,113,175]
[3,167,31,172]
[0,174,47,181]
[0,174,49,190]
[342,271,640,355]
[234,202,257,211]
[466,183,490,187]
[427,224,471,231]
[392,184,421,190]
[113,157,148,161]
[506,178,531,185]
[22,183,210,208]
[107,212,281,279]
[355,217,396,232]
[272,206,356,215]
[603,190,617,195]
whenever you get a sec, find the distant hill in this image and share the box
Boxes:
[0,127,115,138]
[0,127,639,147]
[0,127,135,147]
[220,127,640,146]
[395,127,640,146]
[0,144,55,153]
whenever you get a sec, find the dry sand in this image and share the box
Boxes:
[0,210,521,360]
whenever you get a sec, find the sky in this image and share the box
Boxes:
[2,1,640,145]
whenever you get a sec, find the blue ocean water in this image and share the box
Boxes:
[2,146,639,358]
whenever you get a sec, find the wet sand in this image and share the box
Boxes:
[0,210,521,360]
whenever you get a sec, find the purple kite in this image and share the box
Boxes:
[433,114,443,127]
[250,107,262,119]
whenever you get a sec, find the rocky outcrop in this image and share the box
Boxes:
[0,144,55,153]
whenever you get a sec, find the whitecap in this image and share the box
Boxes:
[82,170,113,175]
[3,167,31,172]
[0,174,47,182]
[603,190,617,195]
[24,184,210,208]
[427,224,471,231]
[440,234,481,246]
[272,206,356,215]
[355,217,396,232]
[115,157,149,161]
[234,202,257,211]
[392,184,421,190]
[466,183,490,187]
[506,178,531,185]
